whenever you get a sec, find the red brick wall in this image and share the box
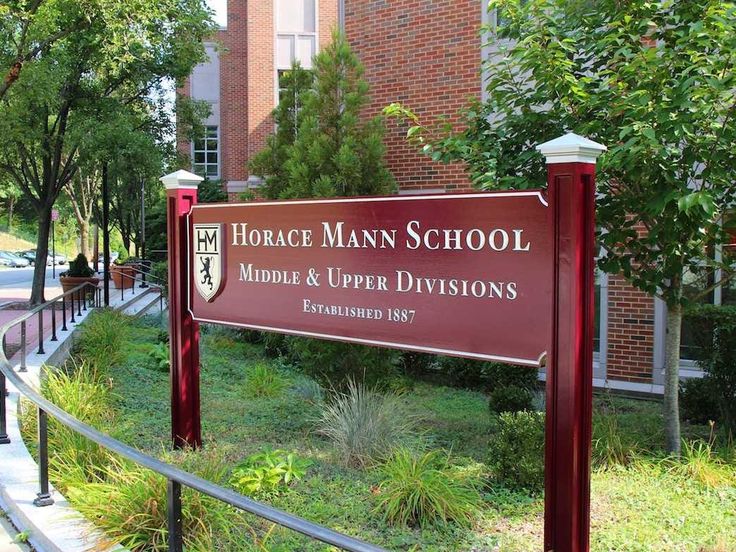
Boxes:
[606,274,655,382]
[245,1,274,167]
[220,6,248,183]
[344,0,481,192]
[319,0,338,49]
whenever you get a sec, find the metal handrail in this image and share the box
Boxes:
[0,284,385,551]
[108,265,165,307]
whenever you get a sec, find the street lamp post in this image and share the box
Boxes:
[140,177,148,288]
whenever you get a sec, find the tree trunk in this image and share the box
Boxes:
[93,224,99,273]
[664,301,683,455]
[30,208,52,305]
[79,219,91,260]
[6,196,14,230]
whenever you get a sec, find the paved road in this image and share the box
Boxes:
[0,267,64,305]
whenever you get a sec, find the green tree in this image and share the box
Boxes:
[386,0,736,454]
[249,62,314,199]
[0,180,21,230]
[0,0,91,101]
[0,0,214,304]
[280,31,395,199]
[252,31,397,387]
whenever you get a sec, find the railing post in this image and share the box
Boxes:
[20,321,27,372]
[167,479,183,552]
[61,296,68,331]
[37,310,45,355]
[33,407,54,506]
[51,301,57,341]
[537,133,606,552]
[70,292,76,324]
[0,372,10,444]
[76,290,82,317]
[82,288,88,311]
[141,261,149,289]
[162,169,203,449]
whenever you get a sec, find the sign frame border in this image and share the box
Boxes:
[185,190,550,367]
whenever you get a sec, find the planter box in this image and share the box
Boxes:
[111,265,136,289]
[59,276,100,295]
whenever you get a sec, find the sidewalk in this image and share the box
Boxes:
[0,276,159,552]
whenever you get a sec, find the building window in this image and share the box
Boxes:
[193,126,219,178]
[275,0,317,105]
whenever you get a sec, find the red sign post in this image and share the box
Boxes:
[538,134,606,552]
[163,133,606,552]
[162,170,204,448]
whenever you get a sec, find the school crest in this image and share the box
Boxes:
[193,223,225,302]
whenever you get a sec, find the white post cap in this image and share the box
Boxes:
[536,132,607,164]
[160,169,204,190]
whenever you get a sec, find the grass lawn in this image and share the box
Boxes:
[41,314,736,551]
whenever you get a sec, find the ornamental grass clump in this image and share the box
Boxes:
[74,309,130,374]
[666,437,735,489]
[316,379,415,468]
[243,362,288,398]
[64,448,244,551]
[42,360,114,477]
[374,448,482,528]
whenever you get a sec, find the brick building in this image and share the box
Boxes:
[180,0,732,394]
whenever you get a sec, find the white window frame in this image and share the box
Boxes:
[192,125,220,179]
[274,0,319,108]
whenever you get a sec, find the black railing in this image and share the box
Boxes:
[0,282,385,552]
[108,263,164,311]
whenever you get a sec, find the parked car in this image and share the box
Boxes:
[0,251,30,267]
[17,250,66,266]
[97,252,120,264]
[50,253,67,265]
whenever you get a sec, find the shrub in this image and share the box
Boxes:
[148,343,170,373]
[150,261,168,298]
[316,380,415,468]
[686,304,736,435]
[375,448,481,528]
[243,363,288,398]
[436,356,486,388]
[483,362,539,391]
[436,357,539,391]
[287,337,398,390]
[262,332,289,358]
[489,411,545,494]
[62,253,94,278]
[230,449,311,496]
[399,351,435,378]
[680,377,721,425]
[74,309,129,374]
[488,385,534,414]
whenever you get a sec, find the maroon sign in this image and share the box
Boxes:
[188,191,551,365]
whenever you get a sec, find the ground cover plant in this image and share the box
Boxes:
[24,313,736,551]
